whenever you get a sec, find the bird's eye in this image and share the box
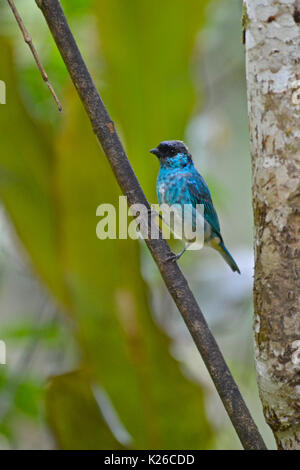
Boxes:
[159,144,169,154]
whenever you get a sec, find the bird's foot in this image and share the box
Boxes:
[164,247,187,263]
[164,252,181,263]
[148,206,162,221]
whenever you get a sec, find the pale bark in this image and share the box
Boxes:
[244,0,300,449]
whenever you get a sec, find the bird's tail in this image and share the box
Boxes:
[216,241,240,274]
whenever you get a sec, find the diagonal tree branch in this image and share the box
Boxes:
[34,0,266,450]
[7,0,62,112]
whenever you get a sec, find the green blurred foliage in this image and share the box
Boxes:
[95,0,209,198]
[0,367,44,439]
[0,310,74,444]
[0,0,215,449]
[2,320,60,343]
[46,371,125,450]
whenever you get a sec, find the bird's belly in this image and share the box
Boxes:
[158,201,206,248]
[157,182,167,204]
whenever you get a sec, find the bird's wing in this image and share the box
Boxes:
[186,173,221,237]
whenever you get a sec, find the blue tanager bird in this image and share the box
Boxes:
[150,140,240,274]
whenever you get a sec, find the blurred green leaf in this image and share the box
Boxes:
[0,39,66,301]
[46,371,125,450]
[2,320,60,343]
[0,419,13,441]
[14,379,43,418]
[0,369,7,391]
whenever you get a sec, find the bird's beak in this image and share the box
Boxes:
[150,147,159,156]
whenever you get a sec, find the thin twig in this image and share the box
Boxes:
[35,0,267,450]
[7,0,62,112]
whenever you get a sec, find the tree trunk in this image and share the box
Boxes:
[244,0,300,449]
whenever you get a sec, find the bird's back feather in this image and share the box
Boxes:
[157,164,221,239]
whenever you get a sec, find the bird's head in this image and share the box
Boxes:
[150,140,192,168]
